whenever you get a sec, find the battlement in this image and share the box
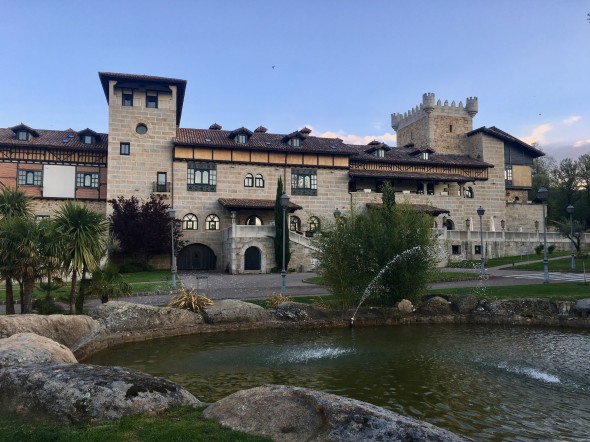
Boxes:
[391,93,478,131]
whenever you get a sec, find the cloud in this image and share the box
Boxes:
[316,130,397,146]
[574,139,590,148]
[563,115,582,125]
[521,123,553,145]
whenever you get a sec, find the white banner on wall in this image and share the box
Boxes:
[43,165,75,198]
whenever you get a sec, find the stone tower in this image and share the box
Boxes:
[391,93,478,154]
[98,72,187,209]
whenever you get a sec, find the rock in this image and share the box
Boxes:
[416,296,451,315]
[572,299,590,318]
[204,384,467,442]
[0,333,77,368]
[202,299,272,324]
[450,295,479,314]
[0,314,100,350]
[396,299,414,314]
[0,363,202,425]
[483,298,558,318]
[89,301,204,333]
[274,301,332,321]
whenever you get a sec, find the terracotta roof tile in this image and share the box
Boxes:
[349,169,474,182]
[0,127,108,150]
[218,198,302,211]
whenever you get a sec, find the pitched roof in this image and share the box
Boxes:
[349,169,474,182]
[218,198,303,212]
[467,126,544,157]
[98,72,187,125]
[175,128,357,156]
[0,126,108,150]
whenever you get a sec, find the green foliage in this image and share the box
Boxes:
[119,262,156,273]
[33,298,65,315]
[86,264,132,303]
[314,189,436,308]
[169,288,214,312]
[273,177,290,269]
[548,244,556,254]
[535,244,544,254]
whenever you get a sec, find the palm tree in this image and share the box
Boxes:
[53,202,108,314]
[0,185,33,314]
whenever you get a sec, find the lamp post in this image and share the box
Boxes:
[167,208,177,289]
[567,204,575,271]
[538,187,549,283]
[280,193,290,295]
[476,206,485,278]
[333,207,341,220]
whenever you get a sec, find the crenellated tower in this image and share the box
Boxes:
[391,93,478,154]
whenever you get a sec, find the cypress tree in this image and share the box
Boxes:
[274,177,291,270]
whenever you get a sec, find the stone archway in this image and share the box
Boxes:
[177,243,217,271]
[244,246,262,271]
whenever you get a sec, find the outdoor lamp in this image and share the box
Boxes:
[477,206,485,278]
[537,187,549,283]
[280,193,290,294]
[567,204,575,271]
[167,208,177,289]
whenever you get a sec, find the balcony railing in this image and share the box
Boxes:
[152,182,171,193]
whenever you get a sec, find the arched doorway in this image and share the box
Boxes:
[178,243,217,271]
[244,246,261,271]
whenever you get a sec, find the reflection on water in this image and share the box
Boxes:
[85,324,590,441]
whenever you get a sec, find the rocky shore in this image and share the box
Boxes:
[1,296,589,441]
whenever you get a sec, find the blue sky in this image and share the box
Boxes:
[1,0,589,161]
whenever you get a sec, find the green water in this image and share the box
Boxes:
[85,324,590,440]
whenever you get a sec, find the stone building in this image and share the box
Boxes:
[0,72,559,273]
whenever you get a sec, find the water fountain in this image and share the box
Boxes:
[349,246,426,326]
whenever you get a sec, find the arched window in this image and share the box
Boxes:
[290,216,301,232]
[308,216,320,232]
[255,174,264,188]
[245,215,263,226]
[463,186,474,198]
[205,214,220,230]
[183,213,198,230]
[244,173,253,187]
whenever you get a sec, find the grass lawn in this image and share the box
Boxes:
[448,250,575,269]
[428,281,590,301]
[0,407,270,442]
[306,272,479,286]
[504,256,590,273]
[0,270,176,303]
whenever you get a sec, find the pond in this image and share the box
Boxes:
[85,324,590,441]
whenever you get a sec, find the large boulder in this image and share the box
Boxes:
[572,299,590,318]
[482,298,558,317]
[450,295,480,314]
[0,363,202,425]
[396,299,414,314]
[89,301,204,333]
[0,333,77,368]
[274,301,332,321]
[202,299,273,324]
[0,314,100,350]
[416,296,451,315]
[204,384,467,442]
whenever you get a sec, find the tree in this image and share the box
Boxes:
[54,202,108,314]
[314,184,436,308]
[273,177,290,270]
[85,263,132,304]
[557,217,584,253]
[0,186,33,314]
[109,195,183,263]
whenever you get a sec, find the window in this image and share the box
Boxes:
[35,214,50,221]
[120,142,130,155]
[17,130,28,141]
[236,134,247,144]
[83,135,93,144]
[136,123,148,135]
[452,245,461,255]
[187,161,217,192]
[244,173,253,187]
[374,148,385,158]
[183,213,198,230]
[205,214,220,230]
[505,166,513,185]
[426,182,435,195]
[156,172,167,192]
[463,186,474,198]
[420,152,430,160]
[245,215,263,226]
[289,138,301,147]
[18,170,42,186]
[475,245,482,255]
[255,174,264,188]
[122,88,133,106]
[76,172,99,188]
[291,168,317,196]
[416,183,424,194]
[308,216,320,232]
[290,216,301,232]
[146,90,158,108]
[449,125,453,133]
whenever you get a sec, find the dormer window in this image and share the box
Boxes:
[17,130,28,141]
[289,138,301,147]
[236,134,248,144]
[420,152,430,160]
[374,148,385,158]
[83,135,93,144]
[146,90,158,109]
[122,89,133,107]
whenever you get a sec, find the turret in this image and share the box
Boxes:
[466,97,478,117]
[422,92,435,114]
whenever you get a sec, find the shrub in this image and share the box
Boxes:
[535,244,544,255]
[168,288,213,313]
[32,298,65,315]
[119,262,155,273]
[548,244,556,254]
[265,293,290,308]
